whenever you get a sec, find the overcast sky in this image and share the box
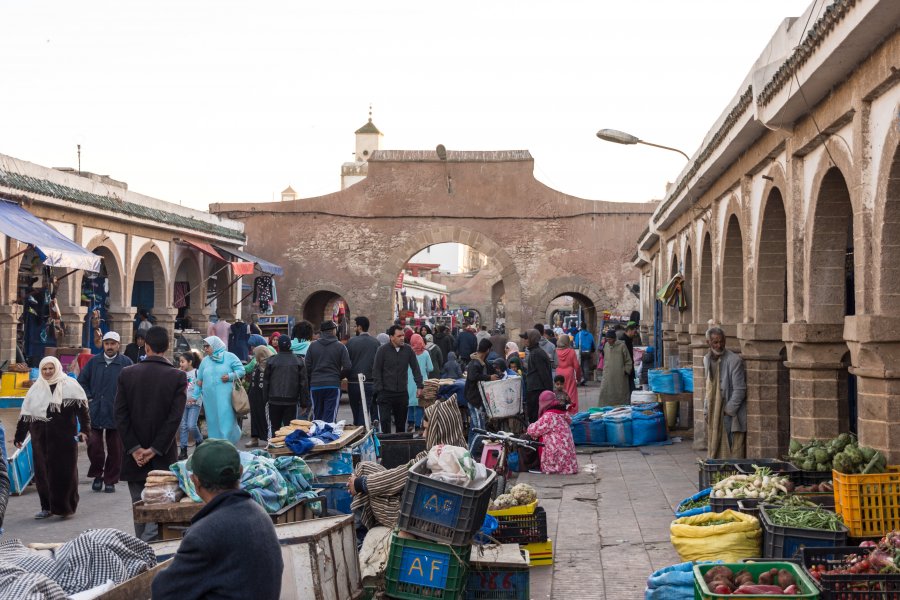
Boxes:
[1,0,812,212]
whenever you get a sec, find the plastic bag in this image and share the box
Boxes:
[674,488,712,518]
[669,509,761,562]
[141,482,183,504]
[426,444,487,485]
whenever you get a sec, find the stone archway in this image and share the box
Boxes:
[808,167,855,325]
[382,227,521,335]
[877,140,900,315]
[79,243,125,350]
[721,214,745,326]
[755,188,788,324]
[130,243,170,342]
[683,245,693,325]
[173,250,204,329]
[301,288,352,338]
[536,278,609,339]
[698,232,713,325]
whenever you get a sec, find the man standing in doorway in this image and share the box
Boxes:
[574,323,595,385]
[116,326,187,541]
[304,321,351,423]
[78,331,132,493]
[346,316,380,427]
[703,326,747,459]
[372,325,423,434]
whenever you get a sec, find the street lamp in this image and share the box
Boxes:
[596,128,690,161]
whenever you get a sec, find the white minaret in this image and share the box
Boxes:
[342,106,383,189]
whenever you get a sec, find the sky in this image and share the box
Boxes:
[1,1,812,218]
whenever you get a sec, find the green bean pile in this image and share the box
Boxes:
[764,506,845,531]
[679,496,710,511]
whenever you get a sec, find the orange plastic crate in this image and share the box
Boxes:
[832,466,900,537]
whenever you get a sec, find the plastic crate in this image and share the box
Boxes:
[313,474,352,514]
[737,499,761,520]
[758,504,849,559]
[488,500,537,518]
[465,549,530,600]
[377,432,426,469]
[709,496,746,513]
[832,467,900,538]
[397,458,497,546]
[792,468,835,486]
[801,545,900,599]
[699,459,799,489]
[384,531,471,600]
[493,507,548,544]
[693,561,820,598]
[520,539,552,566]
[794,493,836,510]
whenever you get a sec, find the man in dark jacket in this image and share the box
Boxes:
[524,329,553,423]
[305,321,351,423]
[123,332,146,363]
[345,316,380,427]
[151,440,283,600]
[265,335,310,436]
[372,325,423,434]
[456,326,477,368]
[433,325,456,362]
[115,326,187,541]
[78,331,132,493]
[465,339,499,446]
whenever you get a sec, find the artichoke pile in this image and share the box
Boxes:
[788,434,887,474]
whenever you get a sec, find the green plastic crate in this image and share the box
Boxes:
[384,531,471,600]
[693,562,820,599]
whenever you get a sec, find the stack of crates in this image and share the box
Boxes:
[465,543,530,600]
[487,500,553,567]
[384,458,497,599]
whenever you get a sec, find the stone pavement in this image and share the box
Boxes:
[3,386,704,600]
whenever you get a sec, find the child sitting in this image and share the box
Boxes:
[525,390,578,474]
[553,375,572,411]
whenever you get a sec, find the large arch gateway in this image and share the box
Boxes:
[211,150,654,337]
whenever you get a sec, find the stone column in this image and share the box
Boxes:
[107,306,136,345]
[59,305,87,348]
[662,322,678,369]
[0,305,19,365]
[738,323,789,458]
[783,323,849,441]
[675,324,692,370]
[689,324,708,450]
[153,307,179,358]
[845,315,900,463]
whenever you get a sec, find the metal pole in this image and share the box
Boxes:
[636,140,690,161]
[358,373,372,432]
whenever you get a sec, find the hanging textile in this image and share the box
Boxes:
[656,273,688,310]
[173,282,190,308]
[253,276,274,312]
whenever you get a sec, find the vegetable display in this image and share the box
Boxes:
[712,467,792,500]
[808,531,900,579]
[787,434,886,474]
[679,496,710,511]
[489,483,537,511]
[763,505,845,531]
[703,565,801,595]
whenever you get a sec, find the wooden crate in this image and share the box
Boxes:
[95,559,173,600]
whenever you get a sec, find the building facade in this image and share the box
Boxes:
[634,0,900,460]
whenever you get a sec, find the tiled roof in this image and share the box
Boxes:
[757,0,857,107]
[0,169,245,241]
[355,119,382,135]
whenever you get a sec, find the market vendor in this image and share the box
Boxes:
[703,326,747,459]
[347,397,465,531]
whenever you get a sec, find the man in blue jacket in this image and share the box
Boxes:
[151,440,283,599]
[573,323,595,386]
[305,321,351,422]
[78,331,132,493]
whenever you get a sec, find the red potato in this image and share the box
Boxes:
[783,584,799,594]
[713,583,732,594]
[732,584,786,594]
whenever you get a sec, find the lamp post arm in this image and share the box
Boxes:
[636,140,690,161]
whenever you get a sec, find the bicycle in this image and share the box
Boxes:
[471,428,542,498]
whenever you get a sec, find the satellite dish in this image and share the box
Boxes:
[436,144,447,160]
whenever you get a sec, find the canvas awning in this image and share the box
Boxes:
[214,245,283,277]
[181,240,254,276]
[0,200,101,272]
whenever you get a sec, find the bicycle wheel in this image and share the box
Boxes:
[492,474,507,499]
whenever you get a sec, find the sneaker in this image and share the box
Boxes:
[34,510,51,519]
[91,477,103,492]
[104,484,116,493]
[528,469,543,474]
[245,438,259,448]
[177,448,188,461]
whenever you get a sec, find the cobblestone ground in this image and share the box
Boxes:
[4,387,702,600]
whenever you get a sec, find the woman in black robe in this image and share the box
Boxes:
[14,356,90,519]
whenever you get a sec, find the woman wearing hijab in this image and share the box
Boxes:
[246,344,275,448]
[347,397,465,530]
[598,329,633,406]
[555,334,582,413]
[526,390,578,474]
[14,356,90,519]
[403,327,414,344]
[194,336,244,444]
[406,334,433,431]
[441,351,463,379]
[376,332,390,346]
[424,334,443,378]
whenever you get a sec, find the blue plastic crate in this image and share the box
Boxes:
[313,474,352,514]
[466,566,529,600]
[8,434,34,495]
[398,458,497,546]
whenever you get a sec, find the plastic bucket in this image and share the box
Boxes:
[663,401,679,430]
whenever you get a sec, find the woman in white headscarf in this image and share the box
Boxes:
[194,336,244,443]
[14,356,90,519]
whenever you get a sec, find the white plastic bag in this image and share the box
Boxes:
[141,482,184,505]
[426,444,487,485]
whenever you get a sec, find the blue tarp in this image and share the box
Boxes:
[0,201,101,272]
[214,244,284,276]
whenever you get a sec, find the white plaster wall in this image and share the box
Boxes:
[45,219,75,241]
[869,87,900,203]
[131,235,149,265]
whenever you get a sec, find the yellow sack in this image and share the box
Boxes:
[670,510,761,562]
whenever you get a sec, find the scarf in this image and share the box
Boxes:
[505,342,519,359]
[253,345,275,372]
[424,397,466,450]
[538,390,562,417]
[410,334,426,356]
[20,357,88,422]
[204,336,226,363]
[290,338,311,356]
